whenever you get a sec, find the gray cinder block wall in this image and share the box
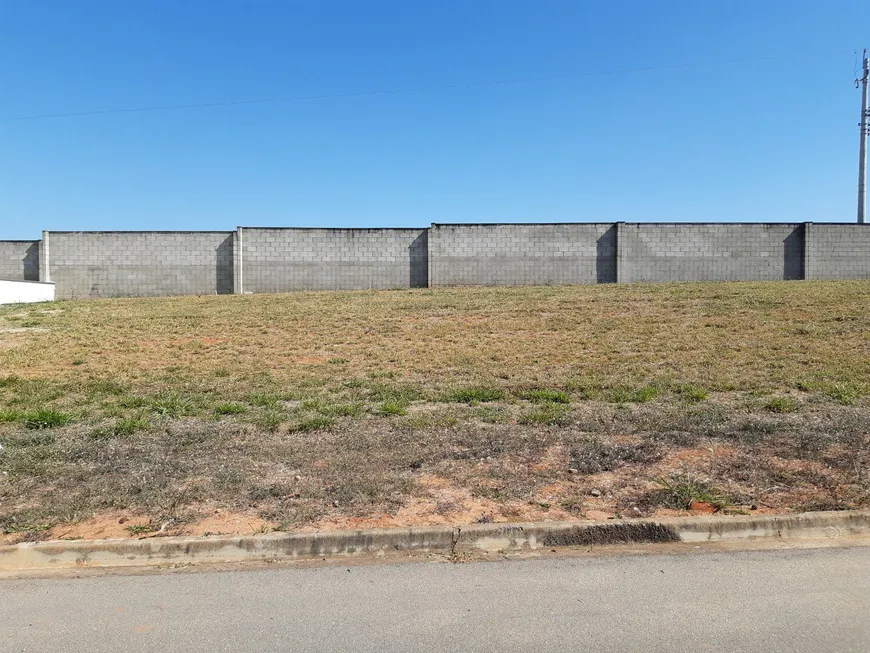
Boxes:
[46,231,234,299]
[806,224,870,280]
[4,222,869,300]
[240,227,428,293]
[428,223,617,286]
[0,241,40,281]
[617,223,805,283]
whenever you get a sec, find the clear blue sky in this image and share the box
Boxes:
[0,0,866,240]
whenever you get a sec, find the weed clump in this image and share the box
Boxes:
[379,400,408,416]
[214,402,248,416]
[22,409,72,430]
[650,475,730,510]
[764,397,799,414]
[607,384,660,404]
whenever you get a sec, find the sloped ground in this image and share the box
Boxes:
[1,281,868,542]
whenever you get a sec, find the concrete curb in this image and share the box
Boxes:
[1,510,868,573]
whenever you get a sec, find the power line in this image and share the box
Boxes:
[0,49,852,123]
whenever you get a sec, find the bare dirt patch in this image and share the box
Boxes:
[184,510,272,537]
[49,513,142,541]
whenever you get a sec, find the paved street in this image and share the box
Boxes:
[2,545,868,652]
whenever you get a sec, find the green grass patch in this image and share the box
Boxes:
[22,409,72,430]
[342,378,367,389]
[673,383,709,403]
[793,379,867,405]
[0,520,54,535]
[764,396,800,414]
[254,410,285,431]
[0,409,22,424]
[148,391,197,418]
[247,392,279,408]
[821,383,865,406]
[607,384,661,404]
[299,397,326,411]
[379,400,408,416]
[118,395,150,409]
[367,382,421,404]
[291,415,335,432]
[214,402,248,416]
[114,414,150,436]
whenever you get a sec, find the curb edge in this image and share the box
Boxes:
[2,510,869,573]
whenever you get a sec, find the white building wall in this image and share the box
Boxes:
[0,280,56,305]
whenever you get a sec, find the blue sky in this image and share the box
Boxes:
[0,0,866,240]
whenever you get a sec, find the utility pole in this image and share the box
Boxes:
[858,49,869,224]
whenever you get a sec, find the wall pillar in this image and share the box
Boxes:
[615,222,626,283]
[803,222,812,280]
[233,226,244,294]
[39,230,50,282]
[427,224,436,288]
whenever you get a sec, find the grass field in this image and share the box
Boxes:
[1,281,869,541]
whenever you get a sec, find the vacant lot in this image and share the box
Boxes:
[1,281,869,541]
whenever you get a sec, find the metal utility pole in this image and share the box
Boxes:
[858,49,869,224]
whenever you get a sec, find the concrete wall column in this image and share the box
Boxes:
[233,226,244,294]
[427,225,436,288]
[803,222,813,280]
[39,230,50,282]
[615,222,626,283]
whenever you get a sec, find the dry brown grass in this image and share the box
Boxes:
[1,280,869,540]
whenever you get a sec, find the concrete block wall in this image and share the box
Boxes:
[0,241,40,281]
[618,223,804,283]
[429,223,617,287]
[46,231,234,299]
[6,222,870,300]
[240,228,428,292]
[806,224,870,280]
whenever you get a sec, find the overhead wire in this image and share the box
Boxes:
[0,49,853,123]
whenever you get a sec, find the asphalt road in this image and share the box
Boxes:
[2,546,868,653]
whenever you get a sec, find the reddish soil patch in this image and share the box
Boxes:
[184,510,271,536]
[31,511,273,542]
[48,513,151,541]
